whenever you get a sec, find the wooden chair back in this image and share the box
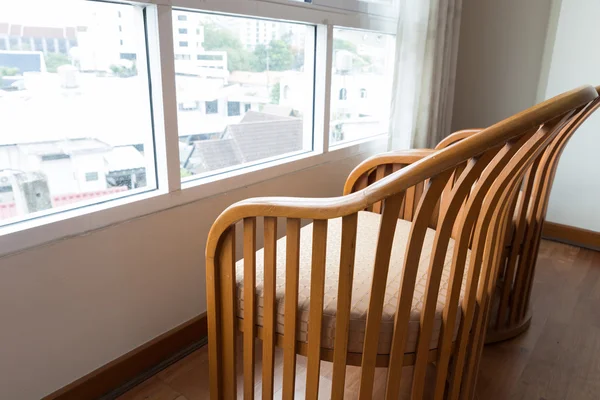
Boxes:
[205,85,598,399]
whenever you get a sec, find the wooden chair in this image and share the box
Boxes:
[206,85,598,399]
[346,85,600,344]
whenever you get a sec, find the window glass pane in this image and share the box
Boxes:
[329,28,395,146]
[0,1,155,227]
[173,11,315,180]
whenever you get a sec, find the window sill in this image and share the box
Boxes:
[0,136,387,257]
[329,132,389,151]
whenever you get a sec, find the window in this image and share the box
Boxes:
[179,101,199,111]
[329,27,395,146]
[205,100,219,114]
[174,11,315,181]
[0,1,155,228]
[227,101,241,116]
[197,54,223,61]
[85,172,99,182]
[313,0,396,17]
[0,0,396,247]
[120,52,137,60]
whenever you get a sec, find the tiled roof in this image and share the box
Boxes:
[226,118,303,163]
[183,113,304,175]
[185,138,243,174]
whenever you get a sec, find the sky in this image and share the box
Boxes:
[0,0,129,26]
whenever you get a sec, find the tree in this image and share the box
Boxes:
[270,82,280,104]
[202,24,256,72]
[251,40,294,72]
[0,66,19,89]
[267,40,293,71]
[333,38,357,53]
[251,44,268,72]
[203,24,242,51]
[110,62,137,78]
[45,53,71,73]
[0,66,19,77]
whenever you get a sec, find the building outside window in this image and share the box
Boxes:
[205,100,219,114]
[0,1,155,227]
[174,11,315,180]
[85,172,99,181]
[227,101,241,116]
[0,0,396,239]
[328,27,396,146]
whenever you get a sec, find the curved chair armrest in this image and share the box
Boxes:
[435,129,483,150]
[343,149,435,195]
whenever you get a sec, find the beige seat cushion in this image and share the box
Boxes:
[236,211,470,355]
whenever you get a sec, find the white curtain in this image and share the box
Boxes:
[389,0,463,150]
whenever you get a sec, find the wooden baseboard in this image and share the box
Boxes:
[542,221,600,250]
[44,313,207,400]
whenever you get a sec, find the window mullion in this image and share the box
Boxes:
[313,24,333,153]
[147,4,182,192]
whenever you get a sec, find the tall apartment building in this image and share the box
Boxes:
[172,10,206,61]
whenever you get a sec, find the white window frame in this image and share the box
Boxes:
[313,0,399,18]
[0,0,397,256]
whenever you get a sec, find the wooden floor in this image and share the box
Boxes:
[118,240,600,400]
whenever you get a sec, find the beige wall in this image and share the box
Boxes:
[452,0,600,231]
[451,0,553,131]
[539,0,600,231]
[0,150,376,399]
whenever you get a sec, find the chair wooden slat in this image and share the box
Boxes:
[403,186,415,220]
[410,152,496,399]
[219,226,237,399]
[372,165,388,214]
[305,220,328,400]
[262,217,277,399]
[496,166,536,329]
[384,170,453,400]
[243,218,257,399]
[449,117,572,399]
[281,218,301,400]
[330,213,359,400]
[358,194,403,399]
[445,136,535,400]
